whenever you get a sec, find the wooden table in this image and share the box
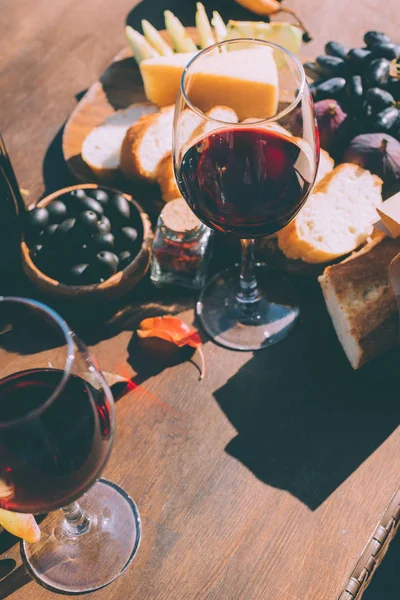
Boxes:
[1,1,400,599]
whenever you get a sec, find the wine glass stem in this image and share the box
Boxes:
[236,239,262,307]
[62,501,90,537]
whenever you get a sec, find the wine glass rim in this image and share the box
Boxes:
[179,37,307,126]
[0,296,75,429]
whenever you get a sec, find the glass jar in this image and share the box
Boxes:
[151,199,212,289]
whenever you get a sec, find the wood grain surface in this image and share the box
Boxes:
[1,1,400,600]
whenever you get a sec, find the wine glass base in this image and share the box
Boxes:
[197,264,299,351]
[21,479,141,594]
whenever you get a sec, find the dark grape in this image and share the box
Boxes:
[346,48,372,70]
[366,87,395,112]
[370,42,399,60]
[303,62,321,80]
[346,75,363,107]
[367,58,390,86]
[388,78,400,101]
[364,31,391,48]
[325,41,348,59]
[315,56,347,77]
[372,107,400,133]
[312,77,346,101]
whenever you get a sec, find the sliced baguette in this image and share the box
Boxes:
[81,103,158,179]
[278,163,383,264]
[121,105,203,182]
[192,105,238,140]
[318,233,400,368]
[316,149,334,184]
[155,151,181,202]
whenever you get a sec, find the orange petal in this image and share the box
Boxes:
[137,316,202,348]
[234,0,280,16]
[0,508,41,543]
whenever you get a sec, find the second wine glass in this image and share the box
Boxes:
[173,39,319,350]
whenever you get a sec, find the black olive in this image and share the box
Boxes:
[26,207,49,231]
[92,232,115,251]
[303,62,321,80]
[346,48,372,70]
[44,223,59,241]
[119,250,133,270]
[315,55,347,77]
[68,263,91,285]
[364,31,392,48]
[324,41,348,59]
[30,244,44,259]
[95,251,119,280]
[370,42,399,61]
[55,218,77,245]
[118,227,138,249]
[346,75,364,107]
[372,107,400,133]
[108,193,130,222]
[366,87,395,112]
[46,200,68,223]
[76,210,98,233]
[77,196,104,219]
[312,77,347,101]
[88,188,109,206]
[69,189,88,201]
[367,58,390,87]
[95,216,111,234]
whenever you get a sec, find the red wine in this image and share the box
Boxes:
[0,369,112,513]
[178,127,313,238]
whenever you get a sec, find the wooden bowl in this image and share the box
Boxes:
[21,184,153,303]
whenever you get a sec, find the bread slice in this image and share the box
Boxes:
[319,233,400,368]
[81,103,158,179]
[121,105,204,182]
[278,163,383,264]
[155,151,181,202]
[155,106,239,202]
[316,149,334,183]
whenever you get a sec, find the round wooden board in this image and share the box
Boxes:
[62,28,199,186]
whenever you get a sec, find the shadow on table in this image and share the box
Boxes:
[363,533,400,600]
[0,563,31,599]
[213,280,400,510]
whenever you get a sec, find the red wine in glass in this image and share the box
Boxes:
[0,368,112,514]
[178,127,312,238]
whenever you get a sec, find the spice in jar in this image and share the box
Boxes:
[151,198,212,289]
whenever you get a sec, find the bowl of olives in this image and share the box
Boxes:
[21,184,153,302]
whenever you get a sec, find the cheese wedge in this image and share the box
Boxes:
[140,53,196,107]
[140,48,279,119]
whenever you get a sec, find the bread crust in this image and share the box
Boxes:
[155,151,181,202]
[120,111,161,181]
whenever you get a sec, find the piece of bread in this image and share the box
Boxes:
[155,106,239,202]
[316,149,334,183]
[155,151,181,202]
[278,163,383,264]
[318,233,400,369]
[121,106,204,182]
[81,103,158,179]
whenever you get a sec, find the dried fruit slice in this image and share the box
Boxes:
[0,508,40,543]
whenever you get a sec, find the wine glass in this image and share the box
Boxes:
[173,39,319,350]
[0,297,141,594]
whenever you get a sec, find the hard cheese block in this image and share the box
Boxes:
[140,48,279,120]
[140,53,196,107]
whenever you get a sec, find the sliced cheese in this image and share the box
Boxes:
[140,53,196,107]
[140,48,279,120]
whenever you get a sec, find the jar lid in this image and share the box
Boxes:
[161,198,202,234]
